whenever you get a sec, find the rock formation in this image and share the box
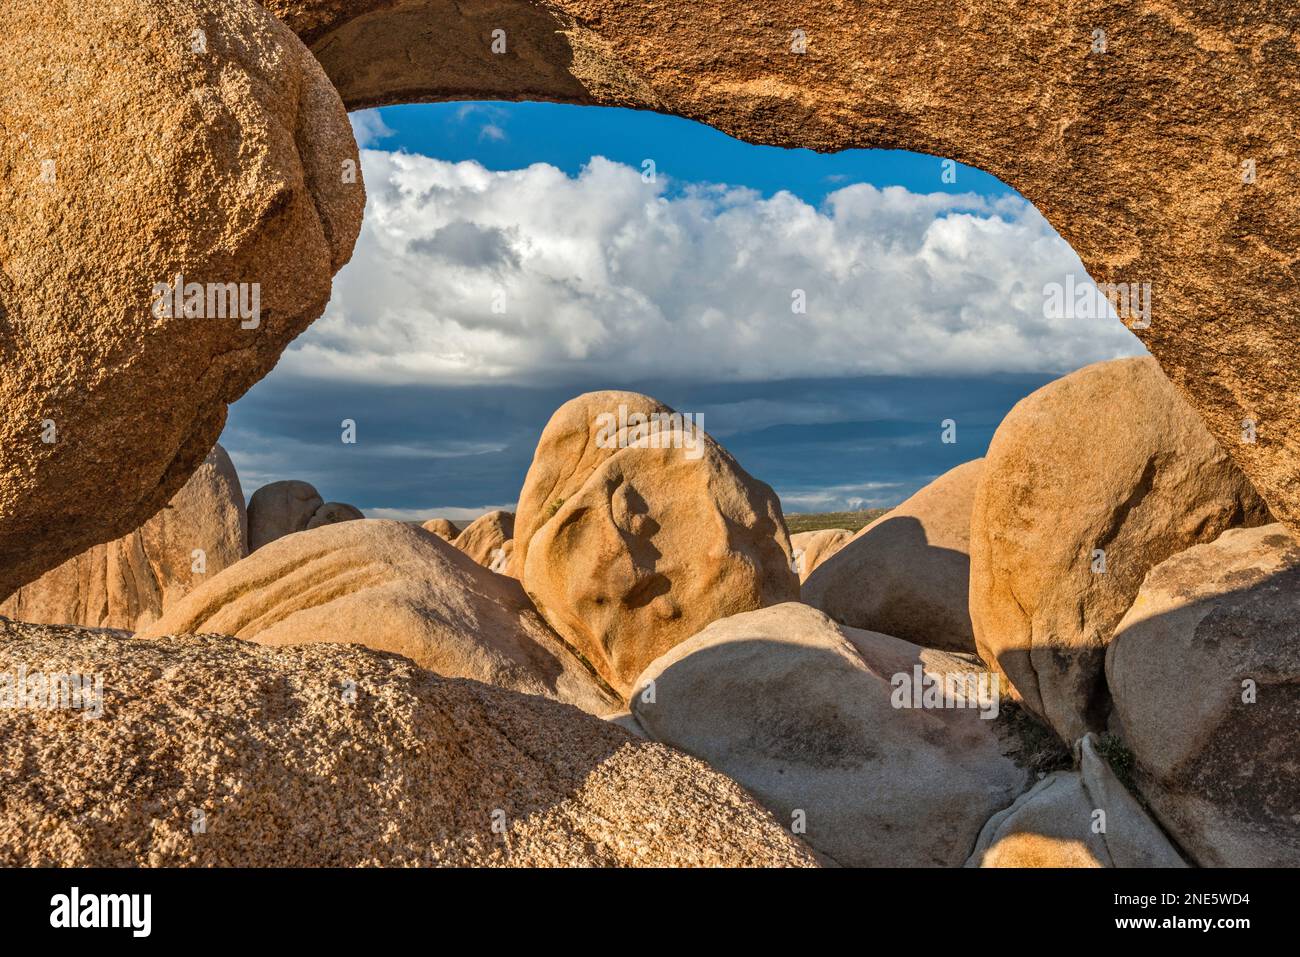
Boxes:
[248,481,325,551]
[260,0,1300,547]
[143,520,618,715]
[789,528,850,582]
[454,511,514,570]
[805,459,982,653]
[630,603,1028,866]
[1107,524,1300,867]
[421,518,460,541]
[306,501,364,529]
[0,619,816,867]
[969,358,1270,742]
[523,412,799,698]
[967,734,1186,868]
[0,0,362,598]
[4,0,1298,873]
[0,444,247,631]
[7,0,1300,616]
[511,390,674,577]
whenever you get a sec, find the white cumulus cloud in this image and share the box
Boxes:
[281,150,1144,385]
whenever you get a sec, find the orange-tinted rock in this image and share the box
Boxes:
[969,358,1270,743]
[0,0,362,597]
[454,511,515,571]
[524,421,799,698]
[0,444,247,631]
[143,520,618,714]
[421,518,460,541]
[805,460,983,654]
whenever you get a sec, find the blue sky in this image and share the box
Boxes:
[221,102,1142,518]
[369,101,1017,204]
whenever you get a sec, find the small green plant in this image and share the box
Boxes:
[1095,732,1138,792]
[545,497,566,519]
[998,702,1072,776]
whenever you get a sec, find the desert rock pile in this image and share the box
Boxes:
[143,520,618,715]
[0,444,247,631]
[272,0,1300,543]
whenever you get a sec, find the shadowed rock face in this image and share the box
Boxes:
[0,0,363,599]
[0,444,248,631]
[1107,524,1300,867]
[265,0,1300,542]
[248,481,325,551]
[966,734,1186,868]
[306,501,364,529]
[0,619,818,866]
[630,603,1030,867]
[969,357,1271,744]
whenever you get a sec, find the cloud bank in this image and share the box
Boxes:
[280,150,1144,386]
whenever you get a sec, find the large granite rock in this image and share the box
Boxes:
[511,390,674,578]
[143,520,618,715]
[0,619,817,867]
[523,418,799,698]
[1107,524,1300,867]
[0,444,247,631]
[0,0,362,598]
[969,358,1271,742]
[805,459,983,653]
[630,602,1029,866]
[248,480,324,551]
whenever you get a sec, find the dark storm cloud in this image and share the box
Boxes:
[220,371,1053,518]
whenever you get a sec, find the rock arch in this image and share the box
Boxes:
[2,0,1296,597]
